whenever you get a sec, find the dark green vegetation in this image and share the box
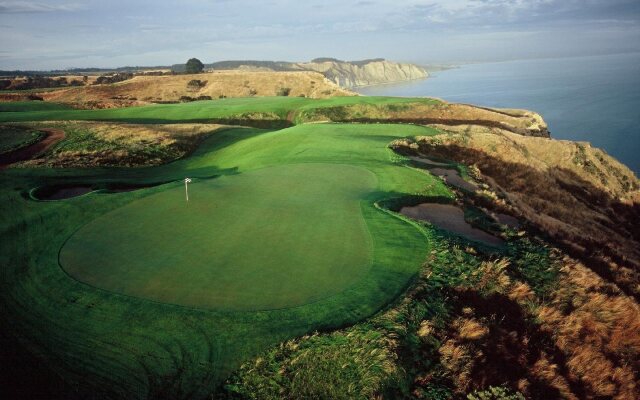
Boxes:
[0,125,45,154]
[0,97,459,399]
[185,58,205,74]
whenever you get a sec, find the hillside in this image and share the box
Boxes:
[175,58,429,88]
[392,124,640,298]
[38,71,353,108]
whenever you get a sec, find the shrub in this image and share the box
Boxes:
[187,79,206,89]
[276,87,291,96]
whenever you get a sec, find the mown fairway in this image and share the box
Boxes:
[0,97,451,399]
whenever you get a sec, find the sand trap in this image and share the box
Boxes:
[494,212,521,229]
[408,155,452,167]
[429,168,479,192]
[34,185,93,200]
[400,203,504,246]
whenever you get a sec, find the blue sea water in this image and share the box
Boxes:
[356,53,640,174]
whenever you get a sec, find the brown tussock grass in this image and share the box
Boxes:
[537,259,640,399]
[15,121,225,168]
[396,130,640,299]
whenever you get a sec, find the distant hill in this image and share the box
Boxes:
[171,58,428,88]
[37,70,354,109]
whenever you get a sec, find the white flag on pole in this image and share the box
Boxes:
[184,178,192,201]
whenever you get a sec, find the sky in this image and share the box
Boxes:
[1,0,639,70]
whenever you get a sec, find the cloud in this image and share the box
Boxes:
[0,1,82,13]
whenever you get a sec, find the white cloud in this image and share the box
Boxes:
[0,1,82,13]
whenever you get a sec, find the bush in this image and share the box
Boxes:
[276,87,291,96]
[196,95,212,101]
[187,79,206,89]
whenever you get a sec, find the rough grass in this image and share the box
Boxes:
[13,121,225,167]
[396,130,640,300]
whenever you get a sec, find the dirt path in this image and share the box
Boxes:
[0,128,65,169]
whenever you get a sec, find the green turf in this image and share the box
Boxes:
[0,97,452,399]
[61,163,377,310]
[0,101,71,112]
[0,96,439,124]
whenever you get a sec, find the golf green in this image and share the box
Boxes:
[59,163,378,310]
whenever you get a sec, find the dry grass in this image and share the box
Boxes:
[15,121,225,167]
[394,130,640,299]
[302,103,549,137]
[537,259,640,399]
[40,71,354,108]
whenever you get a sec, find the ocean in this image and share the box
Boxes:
[356,53,640,174]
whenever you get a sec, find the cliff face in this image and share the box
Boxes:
[293,59,428,88]
[199,58,429,88]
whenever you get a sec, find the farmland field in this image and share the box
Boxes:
[0,97,450,398]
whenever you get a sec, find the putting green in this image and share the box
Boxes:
[59,163,378,310]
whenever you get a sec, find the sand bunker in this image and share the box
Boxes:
[400,203,504,246]
[408,155,452,167]
[494,212,521,229]
[34,185,94,200]
[429,168,479,192]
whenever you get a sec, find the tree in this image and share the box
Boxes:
[185,58,204,74]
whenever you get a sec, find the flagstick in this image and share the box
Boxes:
[184,178,191,202]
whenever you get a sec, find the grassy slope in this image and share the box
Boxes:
[0,98,451,399]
